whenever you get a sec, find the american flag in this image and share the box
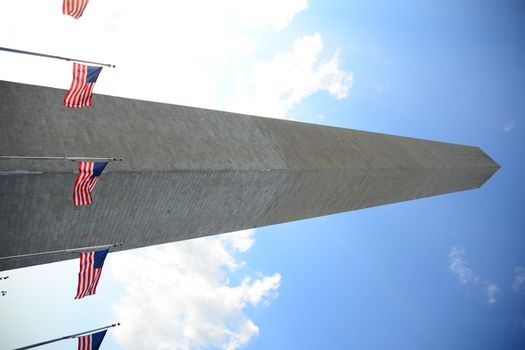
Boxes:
[73,161,108,206]
[64,63,102,108]
[75,249,109,299]
[78,330,107,350]
[63,0,90,19]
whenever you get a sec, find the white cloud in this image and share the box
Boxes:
[0,1,311,109]
[485,283,499,304]
[111,231,281,350]
[240,274,281,307]
[449,246,479,284]
[449,245,499,304]
[227,33,353,118]
[218,229,256,253]
[513,266,525,292]
[504,120,516,132]
[1,1,351,122]
[232,0,309,30]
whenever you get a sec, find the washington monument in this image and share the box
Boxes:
[0,80,499,270]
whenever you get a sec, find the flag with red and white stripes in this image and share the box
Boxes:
[78,330,108,350]
[63,0,90,19]
[73,161,107,206]
[64,63,102,108]
[75,249,109,299]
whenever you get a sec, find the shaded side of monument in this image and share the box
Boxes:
[0,81,500,270]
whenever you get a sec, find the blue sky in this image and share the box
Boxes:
[1,0,524,349]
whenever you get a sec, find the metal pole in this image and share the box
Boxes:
[13,323,120,350]
[0,47,116,68]
[0,243,123,261]
[0,156,123,162]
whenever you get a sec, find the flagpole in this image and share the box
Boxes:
[13,323,120,350]
[0,156,123,162]
[0,47,116,68]
[0,243,123,261]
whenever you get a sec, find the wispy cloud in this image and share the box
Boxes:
[449,245,499,304]
[372,81,390,94]
[449,246,479,284]
[485,283,499,304]
[111,230,281,350]
[515,315,525,329]
[513,266,525,292]
[504,120,516,132]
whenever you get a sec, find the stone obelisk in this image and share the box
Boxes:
[0,81,499,270]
